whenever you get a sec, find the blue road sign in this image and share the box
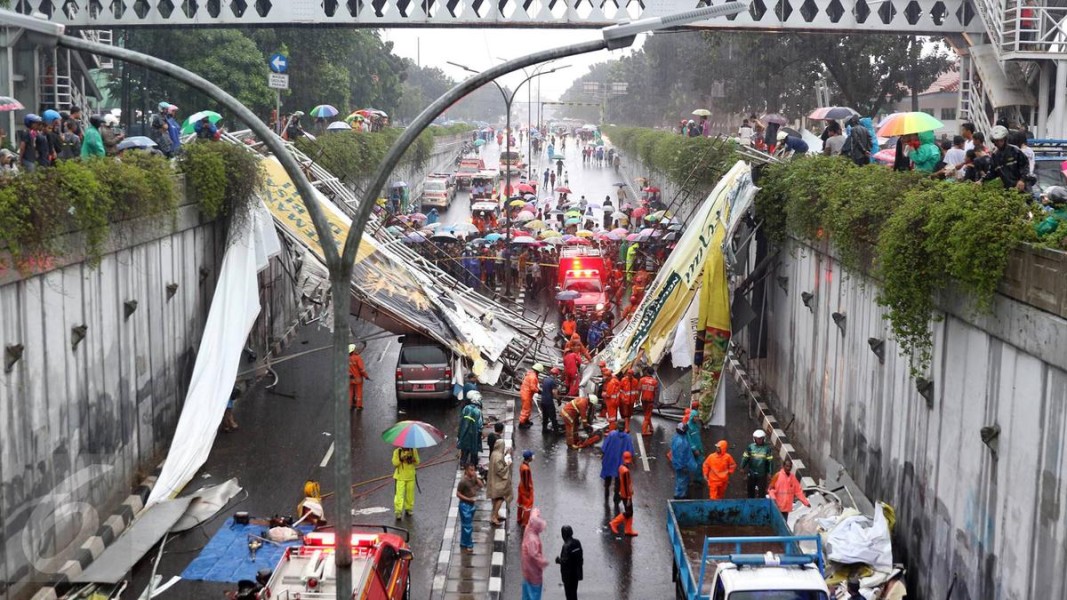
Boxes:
[269,53,288,74]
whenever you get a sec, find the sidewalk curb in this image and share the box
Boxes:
[725,354,816,488]
[29,472,160,600]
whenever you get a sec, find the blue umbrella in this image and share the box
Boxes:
[116,136,157,151]
[484,233,503,242]
[311,105,339,118]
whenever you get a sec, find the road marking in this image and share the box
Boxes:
[319,442,335,467]
[376,350,386,363]
[634,430,650,472]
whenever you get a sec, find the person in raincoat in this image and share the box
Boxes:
[517,450,535,527]
[910,130,942,173]
[392,447,420,519]
[683,400,706,485]
[600,420,634,507]
[348,343,370,410]
[457,391,484,467]
[521,508,549,600]
[518,364,542,429]
[487,439,513,526]
[1036,186,1067,238]
[767,457,810,518]
[845,115,872,166]
[702,441,736,500]
[862,117,880,159]
[426,207,439,225]
[625,242,639,281]
[670,422,698,499]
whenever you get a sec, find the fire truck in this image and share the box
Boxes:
[259,528,412,600]
[557,246,607,315]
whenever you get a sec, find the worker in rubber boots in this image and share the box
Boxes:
[618,368,640,433]
[392,446,420,520]
[702,440,736,500]
[517,449,535,528]
[609,451,638,536]
[670,422,697,499]
[561,394,598,449]
[601,368,621,431]
[741,429,775,498]
[348,342,370,410]
[562,348,581,397]
[519,363,543,429]
[638,367,659,436]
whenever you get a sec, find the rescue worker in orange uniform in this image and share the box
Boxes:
[618,368,641,433]
[517,449,535,527]
[561,394,598,449]
[562,349,581,397]
[564,333,592,362]
[561,313,577,339]
[608,451,638,536]
[348,343,370,410]
[638,367,659,436]
[702,440,736,500]
[519,363,543,429]
[601,369,621,431]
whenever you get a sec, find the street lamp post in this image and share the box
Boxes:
[4,3,748,598]
[447,61,564,297]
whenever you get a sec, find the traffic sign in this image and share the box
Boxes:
[268,73,289,90]
[269,53,288,74]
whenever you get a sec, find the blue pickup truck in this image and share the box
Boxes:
[667,499,830,600]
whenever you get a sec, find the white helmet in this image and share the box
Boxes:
[990,125,1009,141]
[588,394,599,406]
[753,429,766,439]
[103,114,118,127]
[467,390,483,404]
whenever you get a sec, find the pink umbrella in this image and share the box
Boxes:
[565,237,592,245]
[610,227,628,236]
[626,233,642,242]
[524,202,536,212]
[639,227,655,236]
[632,207,648,221]
[873,148,896,165]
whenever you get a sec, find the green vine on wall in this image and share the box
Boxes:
[604,126,737,189]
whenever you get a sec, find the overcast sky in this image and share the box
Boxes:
[380,28,646,101]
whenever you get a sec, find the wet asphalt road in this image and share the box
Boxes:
[124,135,763,600]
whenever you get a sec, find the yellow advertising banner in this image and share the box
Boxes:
[595,161,754,374]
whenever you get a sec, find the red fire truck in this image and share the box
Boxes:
[557,246,607,315]
[259,528,412,600]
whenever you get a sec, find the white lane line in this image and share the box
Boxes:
[376,350,386,363]
[319,442,335,468]
[634,430,650,472]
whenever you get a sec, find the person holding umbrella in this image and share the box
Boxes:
[392,446,420,520]
[381,420,446,520]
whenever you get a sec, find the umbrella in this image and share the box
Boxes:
[611,211,627,219]
[452,223,479,234]
[807,106,858,120]
[406,212,427,222]
[692,108,712,117]
[525,220,546,230]
[474,139,486,147]
[310,105,339,118]
[422,223,443,231]
[485,233,504,242]
[761,113,788,125]
[564,210,582,218]
[392,181,408,188]
[564,217,581,225]
[431,231,459,242]
[662,231,680,241]
[181,110,222,134]
[523,202,537,212]
[326,121,351,131]
[646,211,667,222]
[403,232,427,243]
[344,111,366,123]
[600,232,622,241]
[509,199,527,208]
[523,194,537,201]
[872,148,897,165]
[515,211,536,222]
[611,227,629,236]
[539,229,561,239]
[116,136,157,151]
[551,154,566,161]
[0,96,24,111]
[612,182,627,188]
[556,290,580,301]
[877,111,944,137]
[554,186,572,193]
[517,183,536,194]
[565,237,592,246]
[511,236,537,245]
[544,237,565,245]
[381,420,445,448]
[626,233,647,242]
[639,227,655,237]
[575,229,594,238]
[385,225,404,235]
[620,203,633,211]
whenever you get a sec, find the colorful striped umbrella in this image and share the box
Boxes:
[381,420,445,448]
[876,111,944,137]
[310,105,339,118]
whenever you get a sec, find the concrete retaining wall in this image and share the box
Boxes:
[749,237,1067,600]
[0,195,302,599]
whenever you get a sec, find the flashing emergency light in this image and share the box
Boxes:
[305,531,380,548]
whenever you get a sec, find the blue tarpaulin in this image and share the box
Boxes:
[181,518,311,583]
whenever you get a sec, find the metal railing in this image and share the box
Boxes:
[975,0,1067,58]
[79,30,114,69]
